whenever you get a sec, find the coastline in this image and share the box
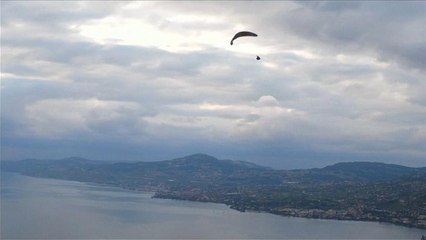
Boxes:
[152,190,426,230]
[2,171,425,230]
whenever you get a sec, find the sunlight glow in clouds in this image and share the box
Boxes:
[77,13,229,53]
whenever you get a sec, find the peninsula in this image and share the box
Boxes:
[2,154,425,229]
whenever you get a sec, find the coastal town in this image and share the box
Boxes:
[153,181,426,230]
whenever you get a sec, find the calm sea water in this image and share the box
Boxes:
[1,172,425,239]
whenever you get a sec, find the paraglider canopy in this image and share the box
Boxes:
[230,31,258,45]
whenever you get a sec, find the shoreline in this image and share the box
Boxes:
[152,190,426,230]
[4,171,426,230]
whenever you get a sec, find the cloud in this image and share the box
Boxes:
[256,95,280,107]
[24,98,145,138]
[262,1,426,71]
[1,1,425,168]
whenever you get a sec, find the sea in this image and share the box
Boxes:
[1,172,425,239]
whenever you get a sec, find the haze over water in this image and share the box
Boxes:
[1,172,424,239]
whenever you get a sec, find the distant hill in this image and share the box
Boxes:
[164,153,266,170]
[2,153,425,185]
[319,161,425,182]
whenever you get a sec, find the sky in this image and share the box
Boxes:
[1,1,426,169]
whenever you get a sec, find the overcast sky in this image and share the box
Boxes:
[1,1,425,169]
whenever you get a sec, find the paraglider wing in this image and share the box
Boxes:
[230,31,258,45]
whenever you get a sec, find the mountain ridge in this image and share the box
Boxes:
[3,153,424,172]
[2,153,425,184]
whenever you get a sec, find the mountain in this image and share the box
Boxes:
[163,153,266,170]
[2,153,425,186]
